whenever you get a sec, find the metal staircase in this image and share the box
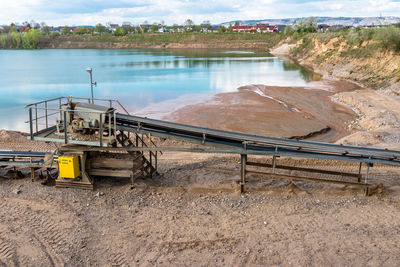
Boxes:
[115,131,159,178]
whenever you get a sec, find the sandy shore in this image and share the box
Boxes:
[140,81,359,143]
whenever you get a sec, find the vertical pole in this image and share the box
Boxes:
[45,101,48,128]
[90,72,94,104]
[150,152,153,178]
[63,111,68,144]
[113,110,117,141]
[35,104,38,132]
[99,113,103,147]
[141,134,144,155]
[365,162,371,196]
[272,156,277,174]
[240,154,247,193]
[155,151,158,170]
[109,100,112,108]
[365,163,370,184]
[31,167,35,182]
[358,162,362,183]
[29,108,33,140]
[108,111,111,140]
[59,98,62,119]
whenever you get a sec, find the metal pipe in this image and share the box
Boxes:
[272,156,276,173]
[59,98,62,120]
[29,108,33,140]
[45,101,48,128]
[89,71,94,104]
[24,112,59,123]
[99,113,103,147]
[108,112,111,139]
[63,111,68,144]
[35,104,38,132]
[240,154,247,193]
[113,110,117,142]
[365,160,371,184]
[24,96,62,107]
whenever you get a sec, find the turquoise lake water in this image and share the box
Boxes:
[0,49,318,131]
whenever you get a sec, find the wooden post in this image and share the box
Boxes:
[240,154,247,193]
[358,162,362,183]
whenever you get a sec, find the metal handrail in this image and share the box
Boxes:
[28,107,113,114]
[25,96,120,108]
[115,100,130,115]
[24,111,59,123]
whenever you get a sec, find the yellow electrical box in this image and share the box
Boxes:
[58,156,80,179]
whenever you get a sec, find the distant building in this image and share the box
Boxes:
[107,24,119,32]
[157,24,166,33]
[200,23,212,32]
[18,26,30,32]
[232,24,277,33]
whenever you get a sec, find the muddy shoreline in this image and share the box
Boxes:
[136,80,360,143]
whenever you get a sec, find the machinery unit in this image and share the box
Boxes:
[55,145,145,190]
[58,156,80,179]
[57,101,115,134]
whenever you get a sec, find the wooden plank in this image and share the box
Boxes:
[90,157,142,169]
[88,168,134,178]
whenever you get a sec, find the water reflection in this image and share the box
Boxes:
[0,49,318,131]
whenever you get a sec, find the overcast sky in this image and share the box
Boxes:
[1,0,400,26]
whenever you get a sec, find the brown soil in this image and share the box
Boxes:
[1,134,400,266]
[165,83,358,142]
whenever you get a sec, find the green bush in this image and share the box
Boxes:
[0,34,6,48]
[113,27,126,36]
[0,29,41,49]
[373,26,400,51]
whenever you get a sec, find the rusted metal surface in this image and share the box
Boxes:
[246,161,361,179]
[245,170,370,187]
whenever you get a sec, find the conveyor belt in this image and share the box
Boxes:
[0,151,48,167]
[115,113,400,166]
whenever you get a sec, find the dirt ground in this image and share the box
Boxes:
[1,140,400,266]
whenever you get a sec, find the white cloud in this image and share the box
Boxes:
[0,0,400,25]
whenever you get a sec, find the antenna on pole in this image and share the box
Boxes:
[86,67,95,104]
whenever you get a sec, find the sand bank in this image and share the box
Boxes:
[139,81,359,143]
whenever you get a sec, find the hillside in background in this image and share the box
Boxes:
[221,16,400,26]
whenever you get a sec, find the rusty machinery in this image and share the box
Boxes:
[23,94,400,194]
